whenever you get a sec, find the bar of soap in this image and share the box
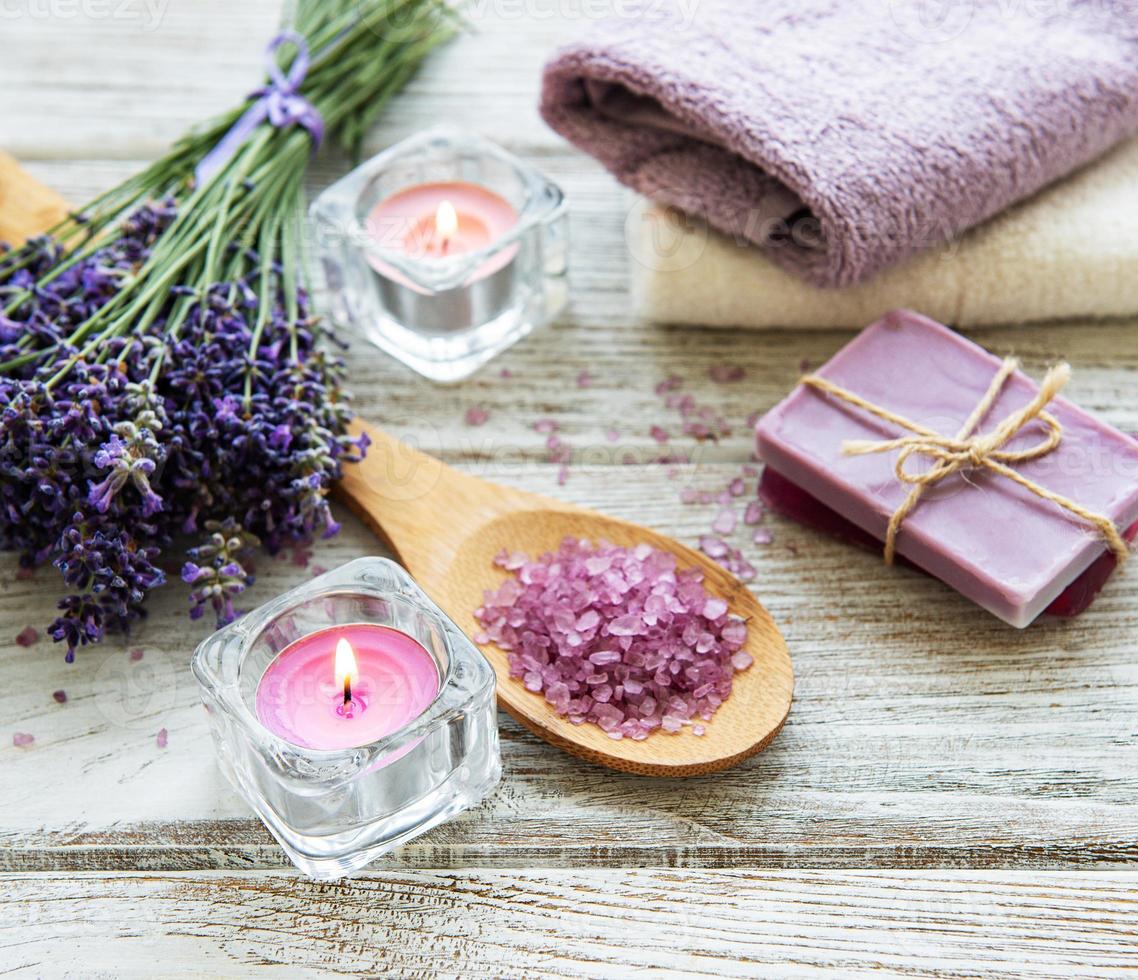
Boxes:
[757,465,1138,620]
[755,310,1138,627]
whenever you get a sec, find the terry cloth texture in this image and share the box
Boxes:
[628,136,1138,329]
[541,0,1138,288]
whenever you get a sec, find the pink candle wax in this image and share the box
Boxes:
[366,181,519,286]
[256,624,440,751]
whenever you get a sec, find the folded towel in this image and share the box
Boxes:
[541,0,1138,288]
[629,136,1138,329]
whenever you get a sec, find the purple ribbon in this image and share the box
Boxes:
[195,31,324,184]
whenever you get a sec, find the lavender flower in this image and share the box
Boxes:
[0,204,365,658]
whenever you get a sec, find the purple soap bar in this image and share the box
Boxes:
[756,310,1138,628]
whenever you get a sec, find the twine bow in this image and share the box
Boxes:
[800,358,1130,566]
[195,31,325,185]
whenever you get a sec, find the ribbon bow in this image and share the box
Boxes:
[195,31,324,185]
[801,358,1129,566]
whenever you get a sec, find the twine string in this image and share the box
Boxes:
[800,358,1129,566]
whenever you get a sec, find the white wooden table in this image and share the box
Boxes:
[2,3,1137,976]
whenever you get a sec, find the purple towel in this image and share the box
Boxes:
[541,1,1138,288]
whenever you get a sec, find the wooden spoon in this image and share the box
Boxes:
[338,420,794,776]
[1,154,794,776]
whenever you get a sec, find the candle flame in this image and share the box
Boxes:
[335,637,358,701]
[435,200,458,243]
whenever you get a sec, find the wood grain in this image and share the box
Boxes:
[2,870,1136,978]
[0,150,69,245]
[339,421,794,776]
[1,3,1138,966]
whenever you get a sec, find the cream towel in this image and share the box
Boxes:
[628,137,1138,329]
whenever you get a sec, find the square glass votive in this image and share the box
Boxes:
[191,558,501,881]
[310,126,569,382]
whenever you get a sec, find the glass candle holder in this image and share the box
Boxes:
[191,558,501,881]
[310,126,569,382]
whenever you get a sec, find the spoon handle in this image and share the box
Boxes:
[336,418,524,583]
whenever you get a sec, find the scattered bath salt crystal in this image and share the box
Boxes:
[712,509,737,535]
[557,464,570,486]
[464,406,490,427]
[729,478,746,497]
[649,425,669,444]
[473,538,750,739]
[742,465,759,478]
[15,626,38,647]
[310,564,329,577]
[534,418,560,434]
[744,500,765,525]
[12,732,34,748]
[699,536,730,559]
[681,488,699,504]
[130,648,145,662]
[156,728,168,749]
[499,368,513,379]
[52,690,67,704]
[577,369,595,388]
[655,375,682,395]
[291,544,312,569]
[693,724,706,736]
[753,528,774,545]
[710,364,745,384]
[605,428,620,442]
[475,631,490,644]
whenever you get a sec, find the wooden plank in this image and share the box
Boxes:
[4,465,1138,872]
[2,0,1138,882]
[1,870,1136,978]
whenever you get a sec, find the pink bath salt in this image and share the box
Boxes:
[753,528,774,545]
[699,536,730,559]
[156,728,168,749]
[711,509,737,535]
[680,488,699,505]
[710,364,744,383]
[534,418,559,434]
[655,375,682,395]
[52,690,67,704]
[130,648,145,662]
[12,732,34,748]
[15,626,38,648]
[605,428,620,442]
[703,598,728,619]
[577,369,595,388]
[464,406,490,427]
[729,478,746,497]
[744,500,765,526]
[499,368,513,379]
[650,425,669,444]
[473,538,750,738]
[557,464,570,486]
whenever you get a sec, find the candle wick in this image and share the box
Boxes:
[343,676,352,706]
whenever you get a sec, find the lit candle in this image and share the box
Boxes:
[256,624,440,751]
[366,181,519,284]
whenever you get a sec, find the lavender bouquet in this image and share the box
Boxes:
[0,0,456,660]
